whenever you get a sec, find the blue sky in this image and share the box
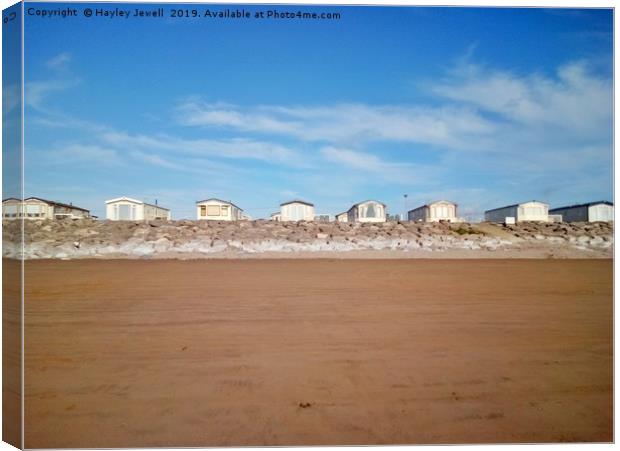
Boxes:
[18,3,613,219]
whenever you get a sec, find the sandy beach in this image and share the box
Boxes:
[23,259,612,447]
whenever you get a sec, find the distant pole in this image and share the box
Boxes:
[403,194,408,221]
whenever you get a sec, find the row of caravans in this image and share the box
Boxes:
[1,197,614,223]
[273,199,390,223]
[484,200,614,224]
[1,196,174,221]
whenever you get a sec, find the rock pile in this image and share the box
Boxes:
[1,218,613,259]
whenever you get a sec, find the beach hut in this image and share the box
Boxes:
[549,201,613,223]
[280,200,315,222]
[3,197,90,220]
[105,197,170,221]
[408,200,458,222]
[347,200,386,223]
[196,198,244,221]
[485,200,549,223]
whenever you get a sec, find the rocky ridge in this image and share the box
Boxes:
[2,219,613,259]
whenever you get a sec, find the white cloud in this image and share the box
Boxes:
[176,60,611,164]
[33,144,123,166]
[176,100,496,150]
[25,80,69,110]
[432,61,612,139]
[101,131,305,166]
[320,146,438,184]
[321,147,388,172]
[25,52,80,111]
[46,52,72,70]
[129,150,186,170]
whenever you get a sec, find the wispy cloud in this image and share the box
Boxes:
[320,146,438,184]
[46,52,72,71]
[432,60,612,140]
[101,131,307,167]
[32,144,124,167]
[176,59,611,162]
[176,100,496,150]
[26,52,80,111]
[129,150,186,170]
[25,80,74,110]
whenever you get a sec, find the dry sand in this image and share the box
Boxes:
[22,259,612,447]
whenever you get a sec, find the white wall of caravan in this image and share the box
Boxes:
[335,212,348,222]
[588,204,614,222]
[486,201,549,223]
[517,201,549,222]
[143,204,171,220]
[348,201,386,223]
[196,200,242,221]
[106,200,144,220]
[429,202,457,221]
[281,203,315,221]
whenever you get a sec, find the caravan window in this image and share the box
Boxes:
[366,203,376,218]
[4,205,17,218]
[26,204,41,218]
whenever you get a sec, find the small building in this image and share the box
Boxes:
[408,200,458,223]
[549,201,614,223]
[105,197,170,221]
[270,212,281,222]
[280,200,315,222]
[347,200,386,223]
[196,198,244,221]
[485,200,549,223]
[314,214,332,223]
[3,197,90,220]
[335,211,348,223]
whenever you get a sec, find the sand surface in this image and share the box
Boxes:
[23,259,612,447]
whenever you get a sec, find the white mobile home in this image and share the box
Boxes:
[3,197,90,220]
[485,200,549,223]
[408,200,458,222]
[270,212,282,221]
[347,200,386,223]
[549,201,613,223]
[280,200,315,222]
[335,211,348,222]
[196,198,244,221]
[106,197,170,221]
